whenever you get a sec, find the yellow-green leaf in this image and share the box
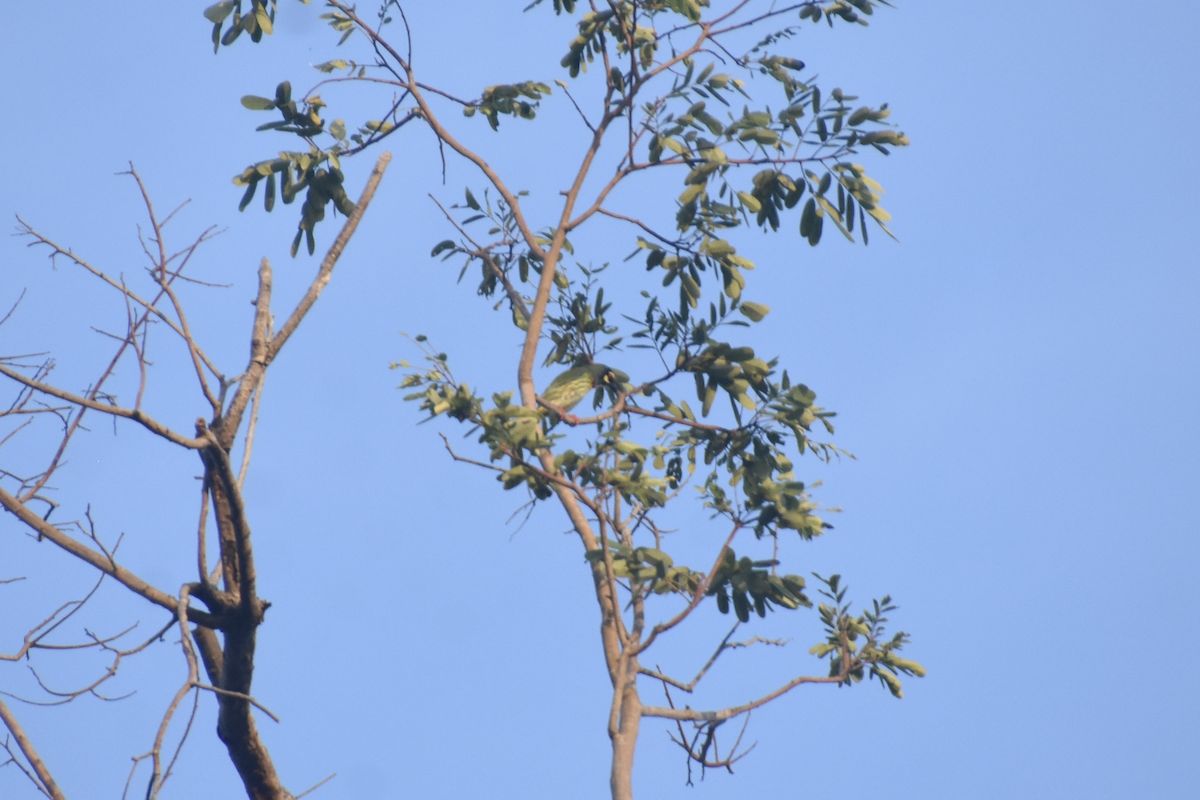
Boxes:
[737,191,761,213]
[679,184,705,205]
[739,302,769,322]
[255,6,273,35]
[240,95,276,110]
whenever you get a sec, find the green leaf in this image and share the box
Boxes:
[799,197,816,237]
[736,191,761,213]
[255,6,273,36]
[203,1,235,24]
[807,209,824,246]
[701,376,717,416]
[240,95,277,110]
[679,184,705,205]
[680,272,701,303]
[739,302,769,322]
[221,18,243,46]
[238,177,258,211]
[661,137,687,156]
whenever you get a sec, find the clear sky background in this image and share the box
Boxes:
[2,2,1198,798]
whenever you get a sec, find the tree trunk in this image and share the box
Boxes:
[609,656,642,800]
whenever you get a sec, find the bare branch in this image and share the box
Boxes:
[294,773,338,799]
[13,217,226,383]
[267,151,392,361]
[0,485,222,628]
[0,696,67,800]
[0,363,205,449]
[123,165,223,413]
[643,670,849,724]
[237,361,267,490]
[193,683,280,724]
[437,433,504,473]
[0,288,26,328]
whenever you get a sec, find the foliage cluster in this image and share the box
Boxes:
[220,0,924,795]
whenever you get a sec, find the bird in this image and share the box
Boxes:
[539,363,628,425]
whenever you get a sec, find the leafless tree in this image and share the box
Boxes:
[1,153,390,800]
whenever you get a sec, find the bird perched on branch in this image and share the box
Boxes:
[539,363,628,425]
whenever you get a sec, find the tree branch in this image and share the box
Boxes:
[266,151,392,362]
[0,484,223,629]
[642,671,845,723]
[0,363,205,449]
[0,695,66,800]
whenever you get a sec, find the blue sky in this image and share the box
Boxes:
[2,2,1198,798]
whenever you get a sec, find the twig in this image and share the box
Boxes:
[0,288,26,328]
[0,484,223,628]
[0,363,204,449]
[438,433,504,473]
[428,194,530,324]
[237,362,267,489]
[294,772,338,799]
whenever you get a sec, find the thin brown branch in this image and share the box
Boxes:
[1,572,108,662]
[294,773,337,799]
[428,194,531,323]
[0,484,222,628]
[0,695,67,800]
[0,363,205,449]
[642,629,788,693]
[266,151,392,362]
[642,671,845,722]
[634,523,742,655]
[0,738,48,798]
[558,81,597,133]
[596,512,631,650]
[124,166,222,413]
[212,257,272,452]
[0,288,26,328]
[437,433,504,473]
[237,363,267,489]
[594,207,689,248]
[192,684,280,724]
[117,274,150,411]
[158,689,200,796]
[14,217,225,383]
[414,81,474,106]
[326,3,546,261]
[196,481,212,588]
[640,623,740,693]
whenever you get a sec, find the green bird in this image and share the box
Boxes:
[540,363,628,424]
